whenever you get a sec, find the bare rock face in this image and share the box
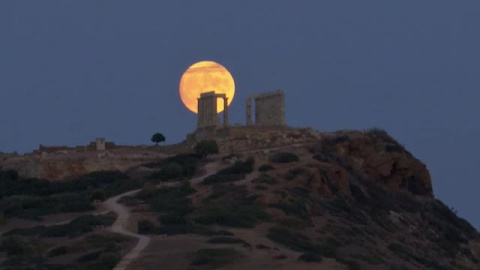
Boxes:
[323,130,433,197]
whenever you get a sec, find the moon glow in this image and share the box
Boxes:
[179,61,235,114]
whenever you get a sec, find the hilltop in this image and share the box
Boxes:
[0,128,478,269]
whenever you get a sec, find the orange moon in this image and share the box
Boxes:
[179,61,235,114]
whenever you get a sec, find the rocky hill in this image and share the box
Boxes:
[124,129,479,269]
[0,128,478,270]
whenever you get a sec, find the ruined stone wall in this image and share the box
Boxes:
[254,90,285,126]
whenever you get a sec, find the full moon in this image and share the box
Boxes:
[179,61,235,114]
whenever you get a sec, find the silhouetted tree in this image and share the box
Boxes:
[151,133,166,146]
[194,140,219,159]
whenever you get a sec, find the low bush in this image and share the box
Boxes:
[190,248,240,269]
[252,174,278,185]
[138,219,156,234]
[254,185,268,191]
[158,214,188,226]
[5,212,117,239]
[270,202,310,221]
[298,252,322,262]
[207,237,250,247]
[154,162,183,181]
[1,236,33,256]
[156,224,232,236]
[258,164,275,172]
[286,167,306,181]
[217,157,255,175]
[98,252,121,269]
[256,244,270,249]
[266,227,316,253]
[195,202,269,228]
[203,174,245,185]
[47,246,68,258]
[270,152,299,163]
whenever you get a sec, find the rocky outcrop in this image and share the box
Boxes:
[320,130,433,197]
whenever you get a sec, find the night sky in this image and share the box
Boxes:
[1,1,479,228]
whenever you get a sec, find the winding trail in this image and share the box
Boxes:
[0,161,220,270]
[107,161,219,270]
[105,189,149,270]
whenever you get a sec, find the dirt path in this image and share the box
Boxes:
[0,161,220,270]
[110,161,219,270]
[104,189,149,270]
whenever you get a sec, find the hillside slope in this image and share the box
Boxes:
[125,129,479,270]
[0,129,478,270]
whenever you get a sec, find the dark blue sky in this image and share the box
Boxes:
[1,1,479,227]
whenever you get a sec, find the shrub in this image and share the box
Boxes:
[147,181,195,214]
[207,237,250,247]
[252,174,278,185]
[5,212,117,238]
[90,189,106,201]
[194,140,219,159]
[138,219,156,234]
[270,202,310,221]
[157,162,183,181]
[98,252,121,269]
[159,214,188,225]
[196,202,269,228]
[47,245,68,258]
[76,251,102,263]
[254,185,268,191]
[298,253,322,262]
[156,224,232,236]
[266,227,315,253]
[190,248,240,268]
[203,173,245,185]
[285,167,306,180]
[217,157,255,175]
[277,218,310,229]
[258,164,275,172]
[1,236,32,256]
[207,184,243,200]
[270,152,299,163]
[256,244,270,250]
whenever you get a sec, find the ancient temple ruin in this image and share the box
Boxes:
[197,91,229,128]
[246,90,285,126]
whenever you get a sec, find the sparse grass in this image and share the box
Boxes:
[190,248,241,269]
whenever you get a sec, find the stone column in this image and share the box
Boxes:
[246,97,252,126]
[223,97,228,127]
